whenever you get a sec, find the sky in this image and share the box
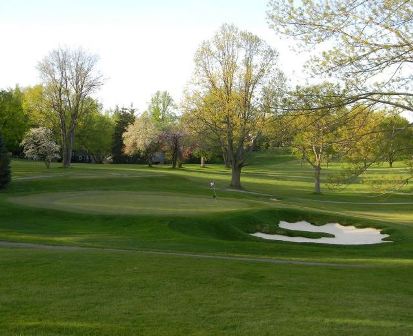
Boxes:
[0,0,307,113]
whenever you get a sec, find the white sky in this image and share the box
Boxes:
[0,0,307,113]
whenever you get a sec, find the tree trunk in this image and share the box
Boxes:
[230,163,242,189]
[222,148,231,168]
[62,131,74,168]
[389,159,393,168]
[62,143,72,168]
[45,159,50,169]
[200,156,205,168]
[314,165,321,194]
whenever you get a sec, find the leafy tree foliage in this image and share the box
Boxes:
[123,113,161,167]
[379,114,413,168]
[182,98,231,167]
[0,132,11,189]
[147,91,176,127]
[111,106,137,163]
[335,106,384,169]
[21,85,56,129]
[0,87,28,153]
[21,127,60,168]
[76,102,114,163]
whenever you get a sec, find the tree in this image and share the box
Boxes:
[76,102,114,163]
[161,124,186,169]
[21,127,60,168]
[335,106,384,169]
[0,87,28,153]
[267,0,413,113]
[111,106,136,163]
[0,132,11,189]
[38,47,103,168]
[291,113,337,194]
[123,114,161,167]
[187,24,282,188]
[287,84,345,193]
[182,101,228,167]
[379,114,413,168]
[147,91,176,127]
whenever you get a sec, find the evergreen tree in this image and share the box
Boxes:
[0,132,11,189]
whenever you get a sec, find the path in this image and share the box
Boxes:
[0,240,368,268]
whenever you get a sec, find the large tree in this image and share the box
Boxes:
[187,24,282,188]
[38,47,103,168]
[267,0,413,113]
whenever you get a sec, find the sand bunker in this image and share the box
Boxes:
[251,221,390,245]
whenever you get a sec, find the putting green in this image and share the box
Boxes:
[9,191,262,215]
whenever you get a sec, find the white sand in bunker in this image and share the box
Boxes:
[251,221,391,245]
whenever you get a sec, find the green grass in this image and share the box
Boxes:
[9,191,263,215]
[0,154,412,335]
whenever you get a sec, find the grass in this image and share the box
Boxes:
[9,191,263,215]
[0,153,412,335]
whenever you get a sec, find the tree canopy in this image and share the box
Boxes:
[0,87,28,152]
[267,0,413,113]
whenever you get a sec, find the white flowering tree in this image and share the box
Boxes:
[123,114,161,167]
[21,127,60,168]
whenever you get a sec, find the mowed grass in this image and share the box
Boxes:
[0,153,412,335]
[9,191,262,215]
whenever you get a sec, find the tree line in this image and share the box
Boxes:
[1,0,412,192]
